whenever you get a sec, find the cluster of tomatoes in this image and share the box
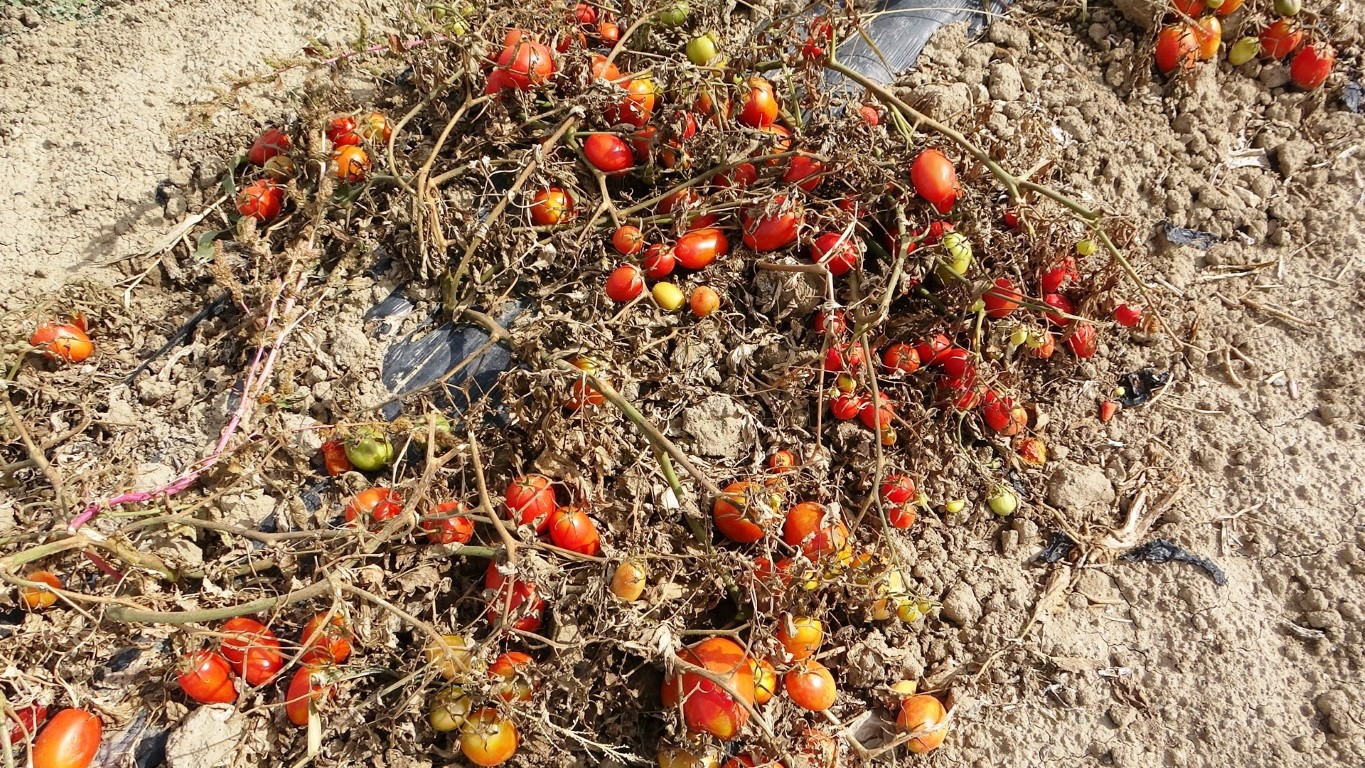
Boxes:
[1155,0,1336,90]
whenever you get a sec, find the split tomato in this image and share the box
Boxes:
[248,128,290,166]
[737,77,778,127]
[31,709,100,768]
[810,232,862,276]
[1259,19,1303,61]
[675,228,728,270]
[547,506,601,555]
[605,264,645,303]
[177,650,237,704]
[583,133,634,174]
[1155,24,1199,74]
[319,439,352,476]
[712,481,781,543]
[423,501,475,545]
[768,450,797,473]
[1289,43,1334,90]
[529,187,573,226]
[220,617,284,686]
[784,660,837,711]
[983,278,1022,319]
[299,612,353,665]
[662,637,756,740]
[505,474,557,530]
[910,149,960,212]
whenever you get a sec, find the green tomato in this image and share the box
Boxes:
[1228,37,1259,66]
[1273,0,1300,16]
[657,1,689,27]
[428,685,471,732]
[936,232,973,280]
[987,486,1019,517]
[686,33,720,66]
[1075,239,1096,256]
[1009,326,1030,348]
[895,601,921,623]
[345,428,394,471]
[944,499,966,514]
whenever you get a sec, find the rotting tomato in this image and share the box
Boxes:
[548,506,602,555]
[783,154,825,192]
[220,617,284,686]
[810,232,862,276]
[712,481,781,543]
[675,228,729,270]
[319,439,352,476]
[326,116,361,146]
[344,486,403,526]
[643,243,675,279]
[897,694,948,753]
[983,277,1022,319]
[248,128,290,166]
[782,502,849,559]
[980,390,1027,436]
[610,559,647,601]
[606,264,646,303]
[737,76,778,127]
[235,179,283,223]
[423,501,475,545]
[661,637,756,740]
[19,570,62,610]
[858,392,896,430]
[785,659,837,711]
[331,145,370,182]
[1018,436,1049,466]
[299,612,353,665]
[484,562,547,632]
[1289,43,1334,90]
[505,474,557,531]
[882,343,920,374]
[775,615,823,660]
[424,634,474,680]
[490,651,537,702]
[1259,18,1303,61]
[489,30,555,92]
[583,133,634,174]
[689,286,720,317]
[910,148,960,212]
[263,153,296,180]
[1067,322,1098,359]
[888,504,918,529]
[460,708,519,766]
[1155,24,1199,74]
[881,475,917,505]
[751,658,778,704]
[285,666,333,727]
[612,225,644,256]
[177,650,237,705]
[31,708,100,768]
[529,187,573,226]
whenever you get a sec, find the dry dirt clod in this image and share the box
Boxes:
[1044,460,1117,514]
[165,704,244,768]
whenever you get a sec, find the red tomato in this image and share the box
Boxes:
[888,504,918,529]
[6,703,47,745]
[605,264,645,302]
[489,652,537,702]
[910,149,960,212]
[505,474,557,530]
[712,481,780,543]
[1067,323,1098,359]
[741,196,802,252]
[802,15,833,60]
[675,228,729,270]
[608,77,658,127]
[325,116,359,147]
[882,343,920,375]
[484,562,546,631]
[815,310,847,336]
[756,123,792,162]
[332,145,370,182]
[1113,304,1143,327]
[980,390,1027,436]
[781,502,849,559]
[1039,258,1077,293]
[690,286,721,317]
[235,179,283,222]
[783,154,825,192]
[936,348,974,383]
[548,506,601,555]
[1259,19,1303,61]
[1289,43,1334,90]
[490,30,556,91]
[1156,24,1200,74]
[858,392,896,430]
[220,617,284,686]
[344,487,403,526]
[859,104,880,125]
[573,2,596,25]
[897,694,948,753]
[829,393,863,421]
[738,77,778,127]
[31,709,100,768]
[784,660,837,711]
[880,474,917,505]
[1042,293,1075,325]
[248,128,291,166]
[823,341,865,373]
[177,650,237,704]
[596,18,621,44]
[300,612,353,664]
[530,187,572,226]
[983,278,1022,319]
[583,133,634,174]
[285,666,333,727]
[423,501,475,545]
[611,225,644,255]
[460,708,519,766]
[642,243,675,279]
[319,439,352,476]
[714,162,757,189]
[810,232,862,276]
[661,637,756,740]
[1002,208,1020,229]
[913,334,953,366]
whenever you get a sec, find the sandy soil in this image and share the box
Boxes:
[1,0,1362,767]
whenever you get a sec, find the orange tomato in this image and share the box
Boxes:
[177,650,237,704]
[675,228,729,270]
[332,145,370,182]
[591,53,621,82]
[299,612,352,664]
[609,77,659,127]
[19,571,61,610]
[504,474,556,531]
[689,286,720,317]
[319,439,352,476]
[781,502,849,559]
[460,708,519,766]
[31,709,101,768]
[548,506,602,555]
[609,559,647,601]
[489,651,537,701]
[529,187,573,226]
[784,659,837,711]
[1193,16,1222,60]
[611,225,644,255]
[738,76,778,127]
[767,450,797,473]
[882,343,920,374]
[661,637,756,740]
[897,694,948,753]
[29,323,93,363]
[775,615,823,661]
[712,481,780,543]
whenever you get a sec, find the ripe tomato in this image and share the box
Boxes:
[424,634,474,680]
[177,650,237,704]
[690,286,721,317]
[643,243,675,279]
[610,559,648,601]
[1039,258,1077,293]
[1067,322,1098,359]
[785,660,837,711]
[781,502,849,559]
[810,232,862,276]
[1259,19,1303,61]
[910,149,960,212]
[1042,292,1075,325]
[30,323,94,364]
[1113,304,1143,327]
[783,154,825,192]
[460,708,519,766]
[423,501,475,545]
[19,570,62,610]
[591,53,621,82]
[897,694,948,753]
[605,264,645,303]
[31,709,100,768]
[714,162,757,189]
[823,341,865,373]
[815,310,847,336]
[888,504,918,529]
[980,390,1027,436]
[6,703,47,746]
[859,104,880,125]
[548,506,601,555]
[881,475,917,505]
[756,123,792,162]
[344,486,403,526]
[741,197,802,252]
[1289,43,1334,90]
[1154,24,1199,74]
[285,666,333,727]
[484,562,546,631]
[490,30,555,91]
[675,228,729,270]
[983,278,1022,319]
[300,612,353,664]
[881,343,920,375]
[712,481,780,543]
[829,393,863,421]
[319,440,352,476]
[609,77,659,127]
[220,617,284,686]
[596,17,621,44]
[583,133,634,174]
[913,334,953,366]
[505,474,556,530]
[738,77,778,127]
[1214,0,1244,15]
[662,637,756,740]
[775,615,822,660]
[325,116,359,147]
[858,392,896,430]
[1193,16,1221,60]
[612,225,644,255]
[768,450,797,473]
[489,651,536,702]
[332,145,370,182]
[530,187,573,226]
[1029,331,1056,360]
[751,659,778,705]
[248,128,290,166]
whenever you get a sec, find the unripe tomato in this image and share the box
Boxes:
[332,145,370,182]
[661,637,756,740]
[299,612,352,664]
[612,225,644,255]
[937,232,973,279]
[658,0,689,26]
[775,615,823,660]
[738,77,778,127]
[897,694,948,753]
[326,116,361,146]
[606,264,646,303]
[980,390,1027,436]
[484,562,547,631]
[675,228,729,269]
[686,33,721,66]
[783,154,825,192]
[1274,0,1301,15]
[490,30,555,91]
[235,179,283,222]
[220,617,284,686]
[689,286,720,317]
[19,570,62,610]
[505,474,556,530]
[643,243,676,279]
[1289,43,1334,90]
[429,685,472,731]
[881,475,917,505]
[1259,19,1303,61]
[177,650,237,704]
[358,112,392,144]
[983,277,1022,319]
[263,154,296,181]
[910,149,960,212]
[781,502,849,559]
[858,392,896,430]
[810,232,862,276]
[1154,24,1199,74]
[751,658,778,704]
[785,659,837,711]
[609,77,659,127]
[530,187,573,225]
[583,133,634,174]
[285,666,332,727]
[424,634,474,680]
[548,506,602,555]
[741,196,802,252]
[653,282,686,311]
[888,504,918,529]
[1113,304,1143,327]
[31,708,101,768]
[1067,322,1098,359]
[248,128,290,166]
[489,651,537,702]
[829,393,863,421]
[1193,16,1222,60]
[423,501,475,545]
[461,709,519,766]
[712,480,781,543]
[344,487,403,526]
[344,428,394,471]
[610,559,648,601]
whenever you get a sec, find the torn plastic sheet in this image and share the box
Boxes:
[1035,533,1227,586]
[1116,368,1170,407]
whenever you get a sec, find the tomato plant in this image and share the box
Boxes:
[737,76,778,127]
[781,502,850,559]
[1289,43,1334,90]
[712,481,781,543]
[285,666,333,727]
[775,615,823,660]
[689,286,720,317]
[247,128,290,166]
[530,187,573,225]
[642,243,675,279]
[548,506,602,555]
[219,617,283,686]
[177,650,237,704]
[423,501,475,545]
[784,659,837,711]
[490,651,537,701]
[344,486,403,526]
[6,703,47,745]
[461,709,519,766]
[809,232,861,276]
[30,322,94,364]
[485,561,547,631]
[610,559,647,601]
[897,694,948,753]
[910,149,959,212]
[31,708,100,768]
[611,224,644,255]
[332,145,370,182]
[675,228,728,269]
[300,612,353,664]
[583,133,634,174]
[424,634,474,680]
[504,474,556,530]
[661,637,756,740]
[1259,19,1302,61]
[19,570,62,610]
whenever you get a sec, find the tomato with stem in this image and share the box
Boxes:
[489,30,555,92]
[980,390,1027,436]
[898,694,949,753]
[880,475,917,505]
[332,145,370,182]
[809,232,861,276]
[529,187,572,226]
[882,342,920,374]
[888,504,918,529]
[299,612,352,664]
[235,179,283,222]
[611,225,644,256]
[642,243,675,279]
[177,650,237,704]
[605,264,645,303]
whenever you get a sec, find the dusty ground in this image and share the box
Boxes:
[1,0,1362,767]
